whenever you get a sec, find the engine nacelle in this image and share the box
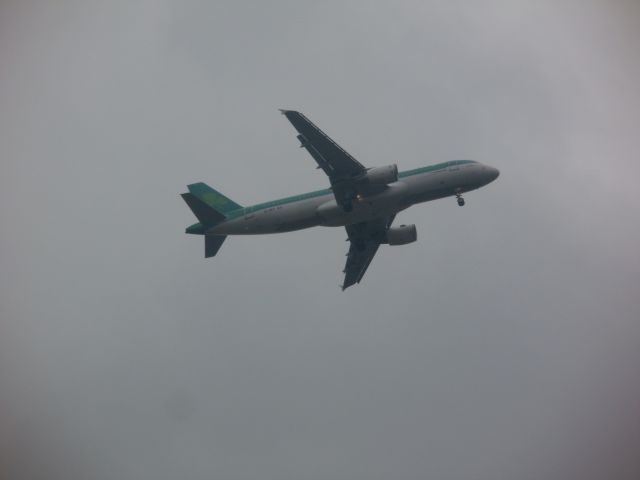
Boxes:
[384,224,417,245]
[361,164,398,185]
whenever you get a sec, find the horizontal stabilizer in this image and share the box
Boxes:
[205,235,226,258]
[181,193,226,226]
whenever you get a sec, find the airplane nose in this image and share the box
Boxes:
[488,166,500,182]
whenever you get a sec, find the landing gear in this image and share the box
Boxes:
[456,193,465,207]
[340,191,357,212]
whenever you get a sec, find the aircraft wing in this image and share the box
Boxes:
[281,110,366,209]
[342,215,395,290]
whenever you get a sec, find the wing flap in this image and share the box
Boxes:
[342,242,382,290]
[281,110,365,179]
[341,215,395,290]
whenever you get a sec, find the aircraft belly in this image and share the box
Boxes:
[321,207,399,226]
[402,166,486,204]
[317,182,409,226]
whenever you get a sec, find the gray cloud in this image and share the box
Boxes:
[1,1,639,479]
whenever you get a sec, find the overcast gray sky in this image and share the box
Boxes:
[1,1,639,479]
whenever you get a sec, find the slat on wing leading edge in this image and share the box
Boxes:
[280,110,365,178]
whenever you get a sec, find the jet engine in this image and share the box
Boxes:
[361,164,398,185]
[384,224,417,245]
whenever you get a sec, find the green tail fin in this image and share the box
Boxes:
[187,182,242,216]
[182,183,240,259]
[181,193,226,226]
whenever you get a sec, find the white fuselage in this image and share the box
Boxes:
[208,161,499,235]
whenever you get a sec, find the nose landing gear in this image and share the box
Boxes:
[456,193,465,207]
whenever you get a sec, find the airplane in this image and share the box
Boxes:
[181,110,499,290]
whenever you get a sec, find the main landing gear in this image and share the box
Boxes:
[456,193,465,207]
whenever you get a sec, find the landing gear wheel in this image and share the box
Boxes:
[456,193,465,207]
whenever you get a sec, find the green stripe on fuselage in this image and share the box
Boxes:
[229,188,332,218]
[398,159,475,178]
[186,160,475,232]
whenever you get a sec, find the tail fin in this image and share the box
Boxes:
[181,193,226,225]
[181,182,242,226]
[187,182,242,216]
[181,182,242,259]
